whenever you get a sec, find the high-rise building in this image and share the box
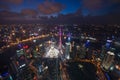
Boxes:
[65,42,71,59]
[102,51,115,70]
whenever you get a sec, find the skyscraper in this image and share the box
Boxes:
[65,42,71,59]
[102,51,115,70]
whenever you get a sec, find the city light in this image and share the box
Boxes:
[0,24,120,80]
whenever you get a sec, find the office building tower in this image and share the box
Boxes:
[102,51,115,70]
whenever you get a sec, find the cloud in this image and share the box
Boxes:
[21,9,38,16]
[110,0,120,3]
[0,10,39,22]
[75,8,82,16]
[0,4,10,10]
[83,0,103,10]
[82,0,120,11]
[38,1,65,14]
[0,10,24,21]
[0,0,23,4]
[0,10,22,17]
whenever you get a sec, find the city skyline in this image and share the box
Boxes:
[0,24,120,80]
[0,0,120,80]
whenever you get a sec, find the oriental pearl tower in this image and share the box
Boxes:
[58,27,63,55]
[45,27,64,58]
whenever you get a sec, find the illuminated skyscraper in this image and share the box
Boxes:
[65,32,72,59]
[65,42,71,59]
[102,51,115,70]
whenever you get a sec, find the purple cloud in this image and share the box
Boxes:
[83,0,103,10]
[21,9,38,16]
[82,0,120,11]
[38,1,65,14]
[0,0,23,4]
[0,4,10,10]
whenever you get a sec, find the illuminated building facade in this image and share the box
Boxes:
[45,45,59,58]
[65,42,70,59]
[102,51,115,70]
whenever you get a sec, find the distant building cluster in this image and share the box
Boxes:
[0,24,120,80]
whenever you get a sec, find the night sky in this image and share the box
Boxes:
[0,0,120,24]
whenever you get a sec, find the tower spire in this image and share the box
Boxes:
[59,27,62,49]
